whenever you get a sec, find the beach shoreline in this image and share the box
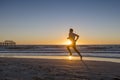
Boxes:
[0,55,120,63]
[0,57,120,80]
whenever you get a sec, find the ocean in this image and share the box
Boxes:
[0,45,120,63]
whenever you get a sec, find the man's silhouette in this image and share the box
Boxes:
[67,28,82,60]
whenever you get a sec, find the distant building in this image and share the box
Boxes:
[0,42,2,46]
[0,40,16,47]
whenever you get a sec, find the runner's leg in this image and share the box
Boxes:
[67,46,72,56]
[73,46,82,60]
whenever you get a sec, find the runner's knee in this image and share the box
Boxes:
[67,46,70,49]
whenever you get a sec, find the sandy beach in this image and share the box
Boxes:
[0,57,120,80]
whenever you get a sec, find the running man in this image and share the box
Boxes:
[67,28,82,60]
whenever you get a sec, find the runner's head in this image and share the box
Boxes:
[69,28,73,33]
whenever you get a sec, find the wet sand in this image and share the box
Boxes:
[0,57,120,80]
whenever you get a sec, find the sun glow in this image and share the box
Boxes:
[68,56,72,60]
[64,40,72,45]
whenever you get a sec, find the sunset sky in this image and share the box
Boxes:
[0,0,120,45]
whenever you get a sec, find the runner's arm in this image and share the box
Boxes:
[75,34,79,42]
